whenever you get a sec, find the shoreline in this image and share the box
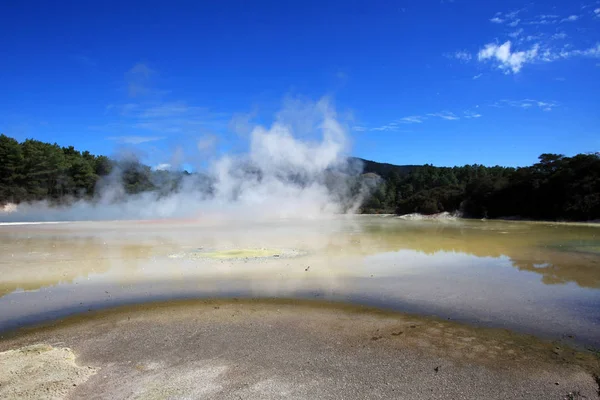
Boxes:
[2,213,600,226]
[1,298,599,399]
[2,292,600,350]
[368,212,600,226]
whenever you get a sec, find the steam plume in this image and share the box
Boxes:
[1,98,372,222]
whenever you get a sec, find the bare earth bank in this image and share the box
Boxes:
[1,299,599,400]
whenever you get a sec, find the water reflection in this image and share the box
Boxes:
[0,217,599,344]
[359,220,600,288]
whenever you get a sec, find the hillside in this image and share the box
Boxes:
[353,157,417,178]
[1,134,599,221]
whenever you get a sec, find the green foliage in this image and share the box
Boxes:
[1,133,598,222]
[361,153,600,221]
[0,134,113,204]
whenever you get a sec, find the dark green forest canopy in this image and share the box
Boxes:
[359,152,600,221]
[1,134,599,221]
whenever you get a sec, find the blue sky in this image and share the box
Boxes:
[1,0,599,168]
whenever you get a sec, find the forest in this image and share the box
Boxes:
[1,133,599,221]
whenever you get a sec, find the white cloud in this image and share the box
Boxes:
[473,73,483,79]
[508,28,524,38]
[567,43,600,58]
[536,101,557,111]
[368,111,464,130]
[371,122,400,131]
[551,32,568,40]
[371,126,393,132]
[478,41,539,73]
[542,43,600,61]
[527,14,559,25]
[154,163,171,171]
[504,9,523,19]
[494,99,558,111]
[108,136,165,144]
[536,14,559,19]
[399,116,424,123]
[353,122,413,132]
[427,111,459,120]
[452,51,472,62]
[560,15,579,22]
[525,34,543,42]
[595,8,600,16]
[464,111,482,118]
[491,9,524,26]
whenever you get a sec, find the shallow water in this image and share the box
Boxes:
[0,216,599,346]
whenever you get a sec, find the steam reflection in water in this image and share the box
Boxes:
[0,217,599,345]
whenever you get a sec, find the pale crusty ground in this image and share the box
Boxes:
[0,344,97,400]
[0,299,599,400]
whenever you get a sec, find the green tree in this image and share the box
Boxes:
[0,134,26,203]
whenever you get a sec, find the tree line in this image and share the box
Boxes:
[360,153,600,221]
[0,134,190,204]
[1,133,599,221]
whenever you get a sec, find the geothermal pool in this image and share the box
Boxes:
[0,216,599,346]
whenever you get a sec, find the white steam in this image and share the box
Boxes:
[2,99,373,222]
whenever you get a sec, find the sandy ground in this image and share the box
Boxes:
[0,344,97,399]
[1,299,599,400]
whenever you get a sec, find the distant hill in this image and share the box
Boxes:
[352,157,418,178]
[1,133,599,221]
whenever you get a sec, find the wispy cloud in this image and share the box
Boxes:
[358,111,464,132]
[464,111,482,118]
[448,51,472,62]
[473,73,483,80]
[370,123,401,132]
[551,32,568,40]
[490,9,525,26]
[526,14,560,25]
[154,163,171,171]
[354,122,411,133]
[508,28,524,38]
[540,43,600,61]
[126,63,156,97]
[560,15,579,22]
[139,102,200,118]
[477,9,582,75]
[595,8,600,17]
[427,111,460,120]
[559,43,600,58]
[196,134,218,152]
[493,99,558,111]
[102,103,227,135]
[478,41,539,74]
[524,33,543,42]
[108,136,165,144]
[399,116,424,124]
[98,64,231,142]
